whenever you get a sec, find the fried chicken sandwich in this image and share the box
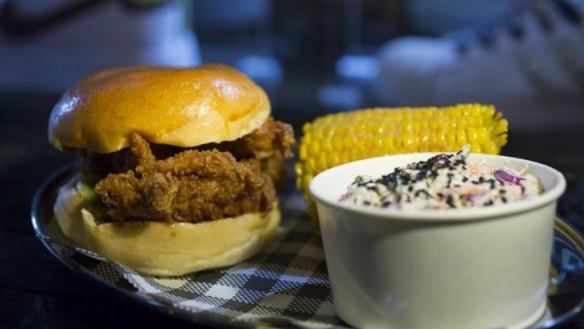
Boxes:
[49,64,295,276]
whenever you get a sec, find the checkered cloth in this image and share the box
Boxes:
[58,209,349,329]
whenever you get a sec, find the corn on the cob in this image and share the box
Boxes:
[295,104,508,221]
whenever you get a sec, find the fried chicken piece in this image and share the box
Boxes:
[224,117,295,159]
[239,118,295,186]
[94,134,276,223]
[212,117,296,185]
[83,117,295,184]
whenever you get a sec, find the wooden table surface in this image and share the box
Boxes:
[2,92,583,329]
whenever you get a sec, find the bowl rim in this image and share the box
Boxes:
[309,152,567,222]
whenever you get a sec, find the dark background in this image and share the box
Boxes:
[1,0,583,328]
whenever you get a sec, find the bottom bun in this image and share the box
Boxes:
[53,181,281,276]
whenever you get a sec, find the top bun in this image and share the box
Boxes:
[49,64,270,153]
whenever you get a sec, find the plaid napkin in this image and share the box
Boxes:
[61,200,349,329]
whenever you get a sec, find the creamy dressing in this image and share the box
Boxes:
[340,145,541,210]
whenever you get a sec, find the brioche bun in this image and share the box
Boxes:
[48,64,270,153]
[54,178,280,276]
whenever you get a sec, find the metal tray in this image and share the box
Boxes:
[32,166,584,329]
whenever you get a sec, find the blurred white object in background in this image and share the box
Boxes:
[0,0,201,92]
[373,0,584,130]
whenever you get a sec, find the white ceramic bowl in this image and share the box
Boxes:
[309,153,566,329]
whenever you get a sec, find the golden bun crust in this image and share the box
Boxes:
[54,182,280,276]
[49,64,270,153]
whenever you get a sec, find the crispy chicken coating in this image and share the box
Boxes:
[215,117,295,160]
[210,117,295,186]
[94,134,277,223]
[83,118,295,187]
